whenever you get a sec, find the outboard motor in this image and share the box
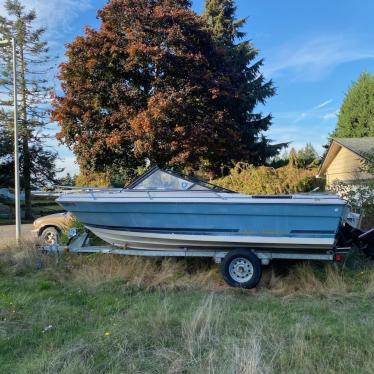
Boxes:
[337,221,374,259]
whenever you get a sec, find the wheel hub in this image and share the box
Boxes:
[229,257,254,283]
[45,232,56,245]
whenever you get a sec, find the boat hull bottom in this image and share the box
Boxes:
[86,225,336,252]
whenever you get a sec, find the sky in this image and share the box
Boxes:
[1,0,374,176]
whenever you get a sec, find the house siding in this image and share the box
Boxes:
[326,147,372,185]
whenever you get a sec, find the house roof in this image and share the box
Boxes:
[318,137,374,177]
[333,137,374,158]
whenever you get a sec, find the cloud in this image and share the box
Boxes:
[313,99,333,110]
[264,35,374,81]
[266,121,335,155]
[268,100,339,152]
[322,110,339,121]
[292,98,335,123]
[0,0,95,39]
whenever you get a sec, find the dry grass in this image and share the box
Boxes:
[261,262,351,297]
[182,294,221,359]
[228,334,267,374]
[157,295,270,374]
[1,240,373,297]
[68,254,360,296]
[69,253,224,290]
[0,239,45,275]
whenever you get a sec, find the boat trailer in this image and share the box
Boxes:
[38,217,374,289]
[40,230,353,264]
[38,225,374,289]
[39,221,374,262]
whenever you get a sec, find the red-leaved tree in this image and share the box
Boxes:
[52,0,271,177]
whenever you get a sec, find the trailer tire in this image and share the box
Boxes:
[221,249,262,289]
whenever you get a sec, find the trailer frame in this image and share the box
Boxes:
[38,230,351,266]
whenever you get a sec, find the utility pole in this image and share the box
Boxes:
[0,37,21,242]
[12,37,21,242]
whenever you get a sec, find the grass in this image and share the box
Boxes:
[1,241,374,373]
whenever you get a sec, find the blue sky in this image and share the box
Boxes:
[2,0,374,175]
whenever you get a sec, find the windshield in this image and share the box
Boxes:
[126,167,233,192]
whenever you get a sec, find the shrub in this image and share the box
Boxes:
[214,163,324,194]
[74,172,111,188]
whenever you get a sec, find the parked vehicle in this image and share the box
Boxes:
[32,212,72,244]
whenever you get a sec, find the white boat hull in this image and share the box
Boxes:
[86,225,336,251]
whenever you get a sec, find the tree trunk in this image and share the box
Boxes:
[19,41,33,220]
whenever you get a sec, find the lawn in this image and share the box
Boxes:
[0,242,374,374]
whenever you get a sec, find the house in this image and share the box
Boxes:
[318,137,374,186]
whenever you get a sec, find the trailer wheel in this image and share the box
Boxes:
[221,249,262,289]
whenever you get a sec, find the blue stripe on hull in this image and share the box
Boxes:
[83,223,336,237]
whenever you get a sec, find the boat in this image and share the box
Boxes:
[57,166,349,252]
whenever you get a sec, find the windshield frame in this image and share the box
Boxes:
[125,166,235,193]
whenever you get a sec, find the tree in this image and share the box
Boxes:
[204,0,245,46]
[0,0,60,218]
[0,124,13,186]
[203,0,284,162]
[52,0,279,178]
[288,148,299,168]
[334,72,374,138]
[297,143,319,167]
[269,148,289,168]
[57,173,75,187]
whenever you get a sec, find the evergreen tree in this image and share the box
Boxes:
[269,149,289,168]
[0,124,13,186]
[297,143,319,167]
[288,148,299,168]
[204,0,245,46]
[0,0,59,218]
[203,0,285,163]
[57,172,75,186]
[334,72,374,137]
